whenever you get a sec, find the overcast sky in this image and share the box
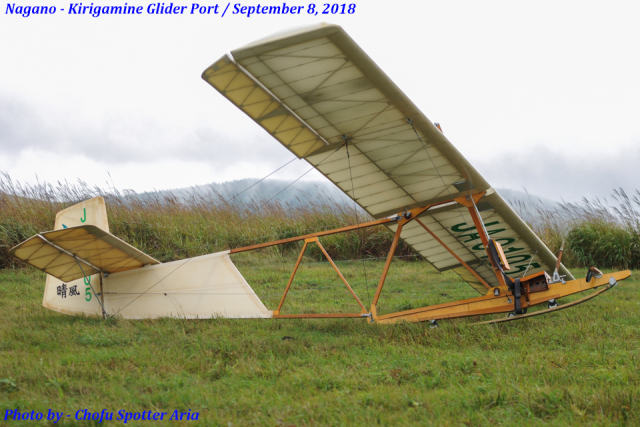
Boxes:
[1,1,639,202]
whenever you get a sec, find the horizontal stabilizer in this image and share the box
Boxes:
[10,225,160,282]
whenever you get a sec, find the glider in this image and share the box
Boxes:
[10,24,630,323]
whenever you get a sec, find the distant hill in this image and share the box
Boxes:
[147,179,560,213]
[496,188,559,210]
[149,178,353,206]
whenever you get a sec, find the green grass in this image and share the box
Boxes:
[567,220,640,270]
[1,260,638,426]
[1,175,640,424]
[232,252,479,315]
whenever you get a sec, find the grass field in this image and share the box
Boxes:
[1,256,638,426]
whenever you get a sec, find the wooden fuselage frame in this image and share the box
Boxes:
[230,194,630,324]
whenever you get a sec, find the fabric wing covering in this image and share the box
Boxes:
[10,225,160,283]
[203,23,573,294]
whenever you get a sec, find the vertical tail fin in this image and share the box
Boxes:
[43,196,109,316]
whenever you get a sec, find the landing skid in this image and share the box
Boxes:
[472,279,616,325]
[374,271,630,324]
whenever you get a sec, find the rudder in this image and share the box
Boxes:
[43,197,108,317]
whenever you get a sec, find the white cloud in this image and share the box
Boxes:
[476,143,640,201]
[1,0,639,199]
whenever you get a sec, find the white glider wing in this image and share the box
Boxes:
[203,23,573,293]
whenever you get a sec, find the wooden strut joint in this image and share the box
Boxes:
[414,218,491,290]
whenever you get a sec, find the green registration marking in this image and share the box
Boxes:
[80,208,87,223]
[84,276,92,301]
[450,220,540,276]
[451,221,499,232]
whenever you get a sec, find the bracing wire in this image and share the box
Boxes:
[103,123,504,310]
[227,156,297,203]
[143,218,358,259]
[344,136,371,308]
[74,256,107,318]
[112,142,350,311]
[103,264,475,298]
[250,167,315,215]
[114,258,194,315]
[242,141,348,221]
[102,156,301,276]
[521,250,538,278]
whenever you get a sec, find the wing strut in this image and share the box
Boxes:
[414,218,491,290]
[454,193,510,291]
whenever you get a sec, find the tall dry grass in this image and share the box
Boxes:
[0,172,414,269]
[511,188,640,269]
[2,172,639,270]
